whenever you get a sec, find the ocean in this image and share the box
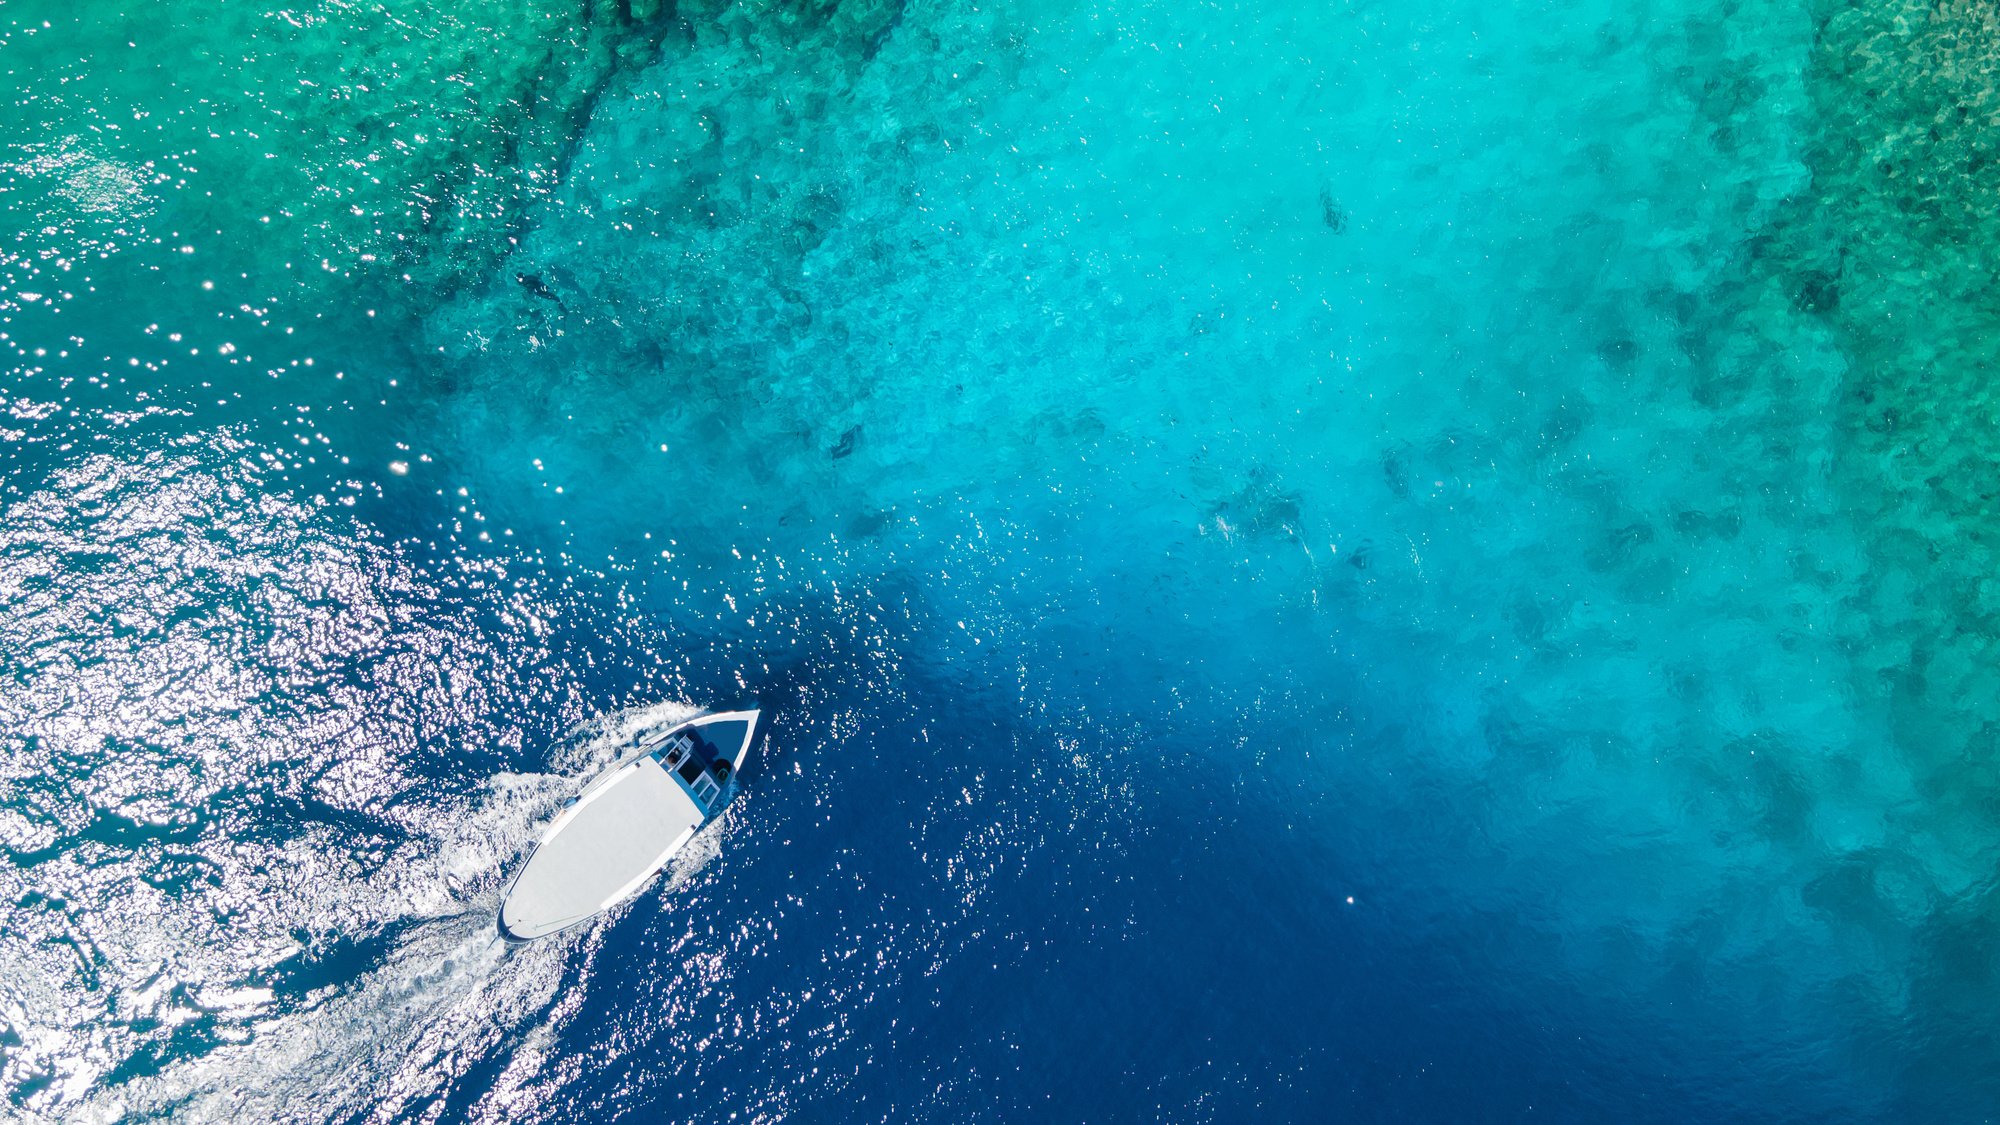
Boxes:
[3,0,1998,1120]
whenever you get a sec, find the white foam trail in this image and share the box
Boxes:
[80,703,711,1124]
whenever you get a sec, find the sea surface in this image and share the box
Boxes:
[3,0,1999,1120]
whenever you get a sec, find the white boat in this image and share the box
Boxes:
[498,710,760,942]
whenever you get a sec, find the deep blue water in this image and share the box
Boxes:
[4,0,2000,1120]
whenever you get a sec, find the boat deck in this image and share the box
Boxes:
[499,757,706,941]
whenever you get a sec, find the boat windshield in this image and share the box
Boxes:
[655,729,722,805]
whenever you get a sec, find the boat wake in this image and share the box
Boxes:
[72,703,718,1124]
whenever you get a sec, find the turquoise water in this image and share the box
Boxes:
[4,0,1998,1119]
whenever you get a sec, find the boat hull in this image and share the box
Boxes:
[499,709,759,942]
